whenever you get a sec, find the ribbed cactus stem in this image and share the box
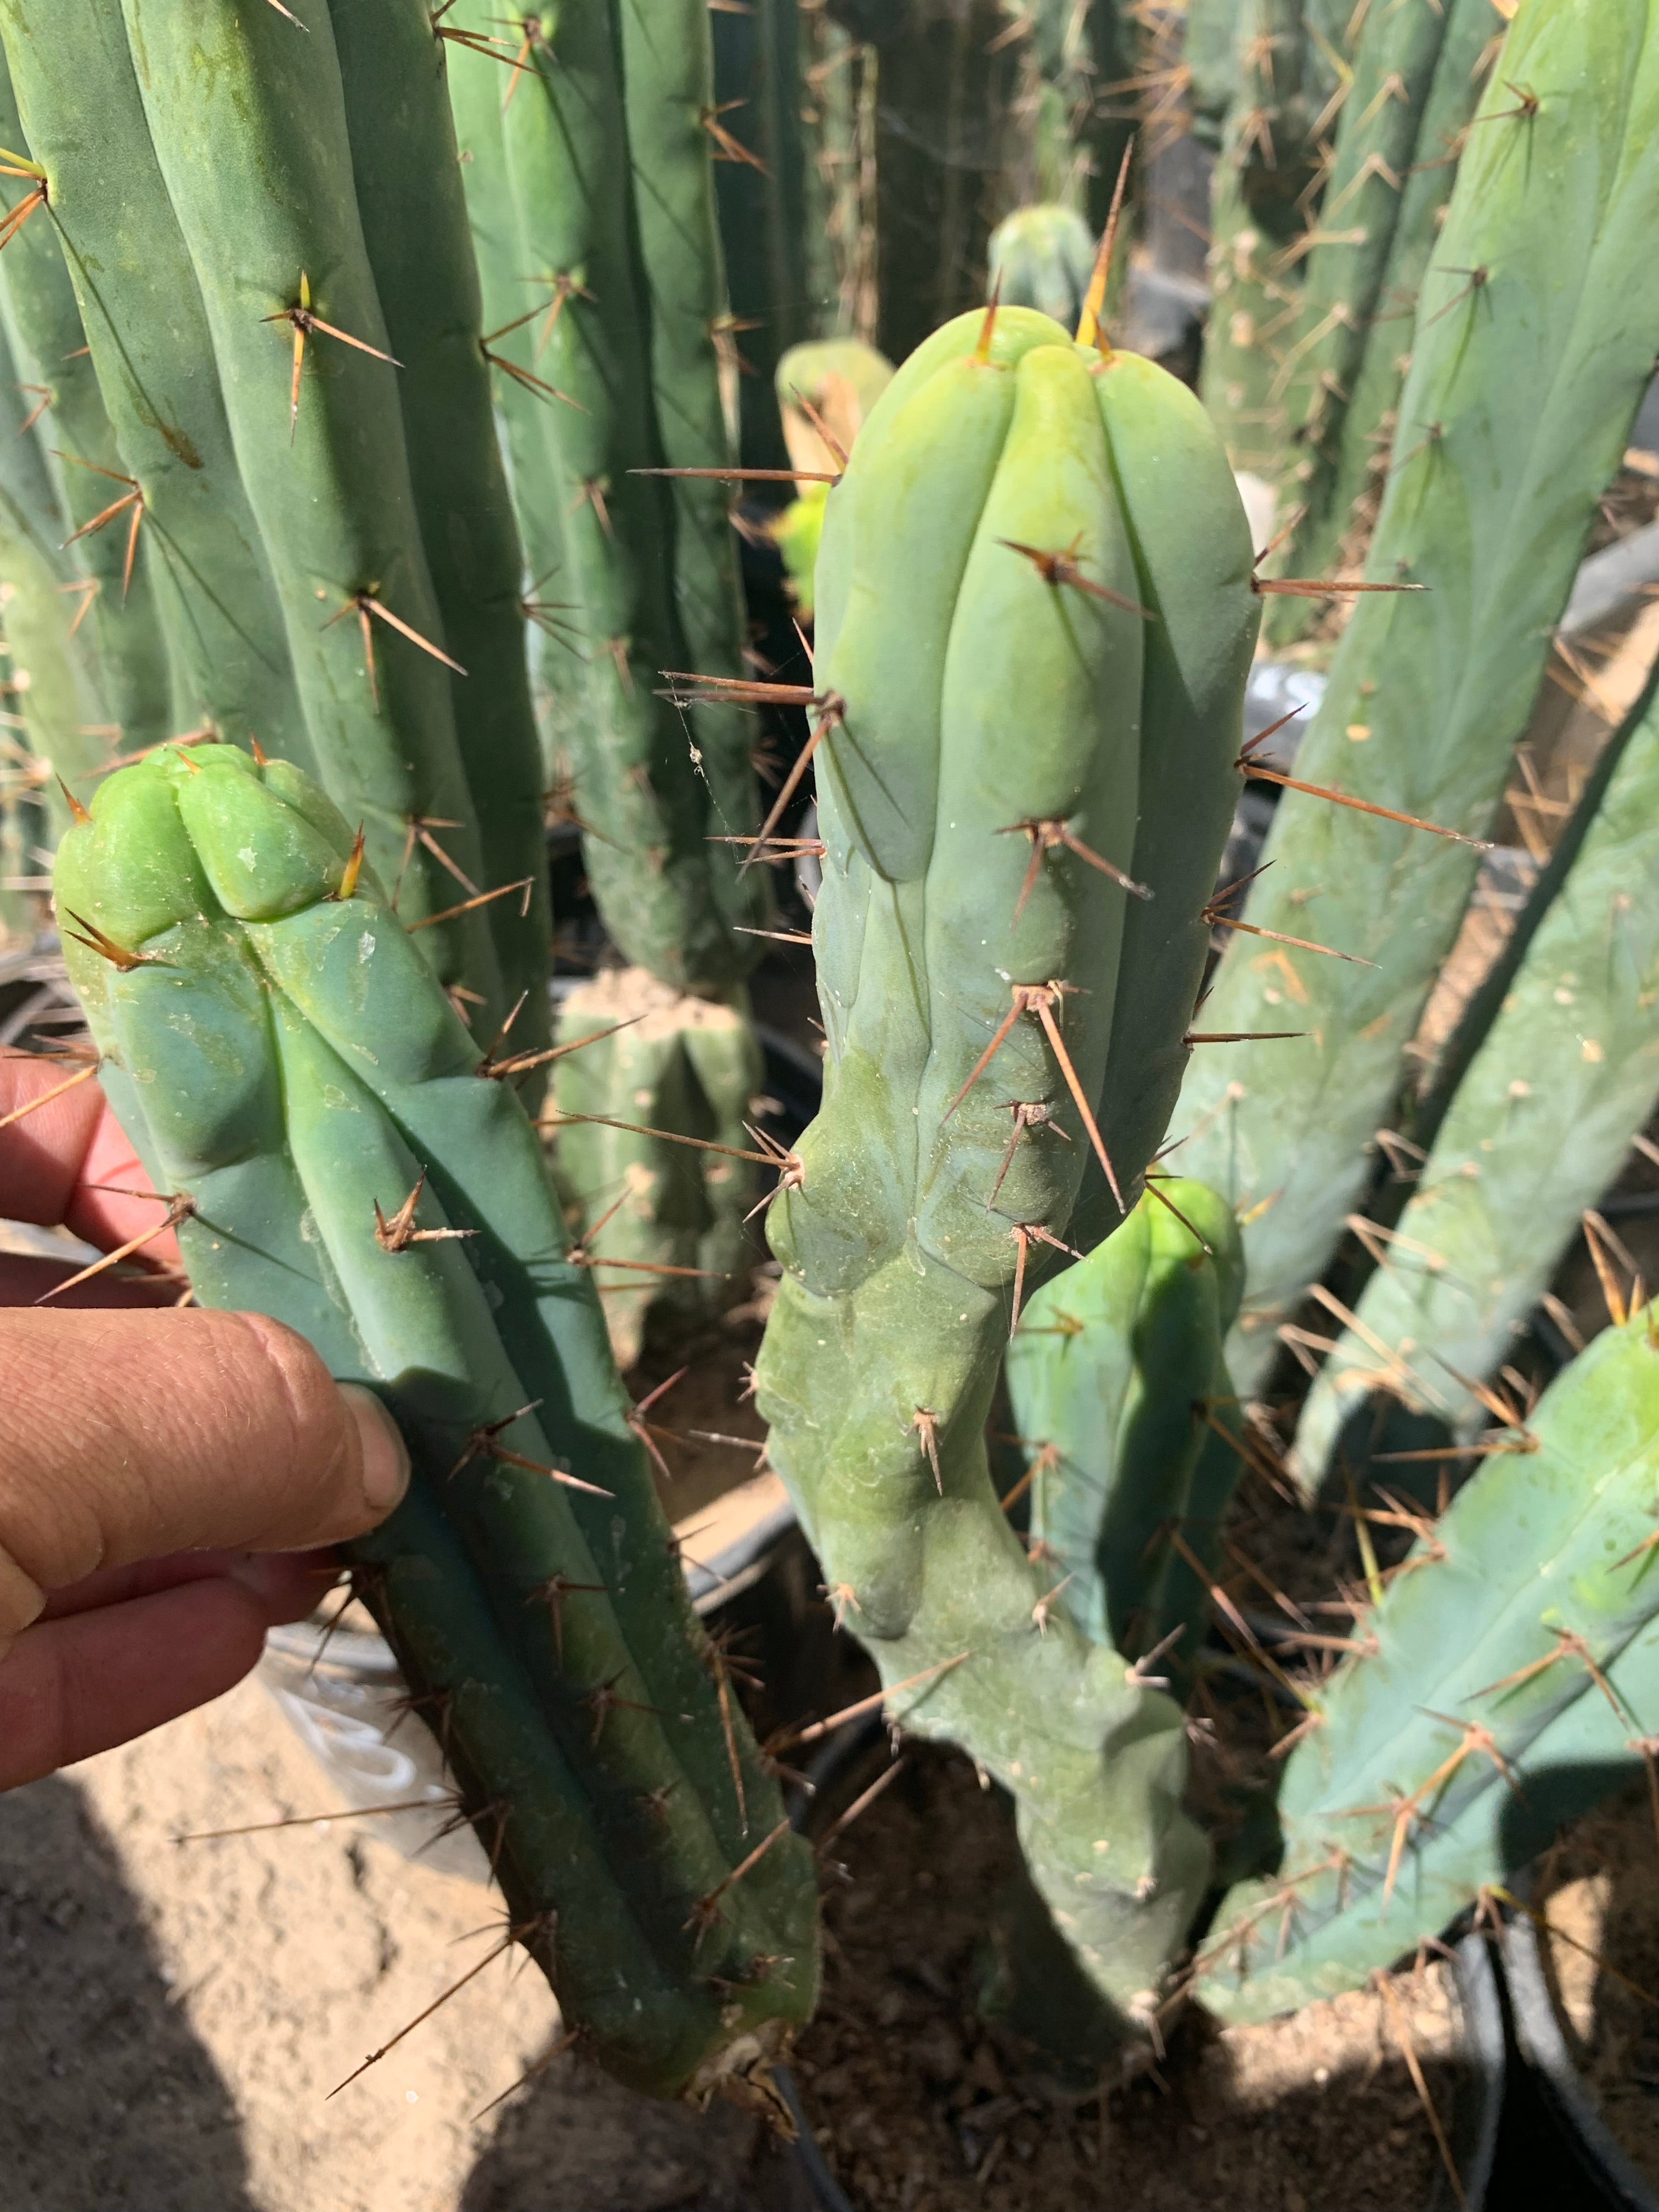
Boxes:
[1177,0,1659,1390]
[1203,1302,1659,2019]
[755,305,1259,2034]
[54,743,818,2101]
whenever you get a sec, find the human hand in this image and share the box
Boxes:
[0,1050,409,1789]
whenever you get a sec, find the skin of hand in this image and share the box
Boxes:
[0,1049,410,1790]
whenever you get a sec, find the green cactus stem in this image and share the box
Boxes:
[447,4,765,998]
[1004,1179,1244,1660]
[987,203,1097,332]
[0,0,318,787]
[325,0,551,1052]
[1176,0,1659,1392]
[0,42,171,787]
[1200,1301,1659,2021]
[1261,0,1498,647]
[54,742,819,2101]
[1290,670,1659,1488]
[754,303,1259,2036]
[550,971,764,1370]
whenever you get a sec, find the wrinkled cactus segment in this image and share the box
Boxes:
[54,745,819,2101]
[1203,1304,1659,2021]
[1178,0,1659,1390]
[1,0,550,1051]
[754,305,1259,2037]
[551,971,763,1369]
[1005,1181,1244,1663]
[1291,673,1659,1490]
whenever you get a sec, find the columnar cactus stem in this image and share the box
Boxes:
[0,44,171,782]
[1202,1303,1659,2019]
[1291,671,1659,1487]
[54,743,819,2101]
[1177,0,1659,1389]
[326,0,551,1049]
[93,0,517,1025]
[1261,0,1497,640]
[755,304,1259,2034]
[0,0,318,785]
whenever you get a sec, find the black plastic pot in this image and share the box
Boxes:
[1498,1914,1659,2211]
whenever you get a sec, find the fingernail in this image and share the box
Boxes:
[340,1385,411,1514]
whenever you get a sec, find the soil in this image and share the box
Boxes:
[792,1748,1469,2212]
[0,1674,767,2212]
[1534,1779,1659,2192]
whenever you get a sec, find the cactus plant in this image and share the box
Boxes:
[1004,1178,1245,1662]
[1197,0,1354,479]
[1290,667,1659,1486]
[550,971,765,1370]
[1177,0,1659,1391]
[0,42,172,789]
[753,301,1260,2036]
[2,0,550,1049]
[1201,1301,1659,2018]
[52,740,819,2100]
[1260,0,1498,642]
[769,336,893,618]
[445,3,770,1345]
[987,202,1098,331]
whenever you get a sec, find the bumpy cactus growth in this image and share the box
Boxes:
[54,743,819,2100]
[1203,1302,1659,2018]
[754,303,1259,2034]
[1178,0,1659,1389]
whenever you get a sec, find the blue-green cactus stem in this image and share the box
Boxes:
[447,3,764,994]
[988,204,1097,332]
[1200,1303,1659,2021]
[54,742,818,2101]
[325,0,551,1054]
[550,970,762,1370]
[1005,1180,1244,1656]
[616,0,766,900]
[0,0,318,786]
[755,305,1258,2035]
[0,44,170,783]
[1290,672,1659,1489]
[1176,0,1659,1392]
[103,0,507,1025]
[1262,0,1497,645]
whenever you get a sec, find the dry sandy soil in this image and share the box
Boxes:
[0,1669,771,2212]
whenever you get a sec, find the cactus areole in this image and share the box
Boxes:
[754,305,1260,2037]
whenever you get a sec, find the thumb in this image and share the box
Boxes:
[0,1308,409,1648]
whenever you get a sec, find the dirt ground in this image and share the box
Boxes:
[0,1671,767,2212]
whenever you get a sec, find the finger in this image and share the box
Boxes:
[0,1310,409,1641]
[38,1547,341,1624]
[0,1577,280,1789]
[0,1053,176,1256]
[0,1250,181,1308]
